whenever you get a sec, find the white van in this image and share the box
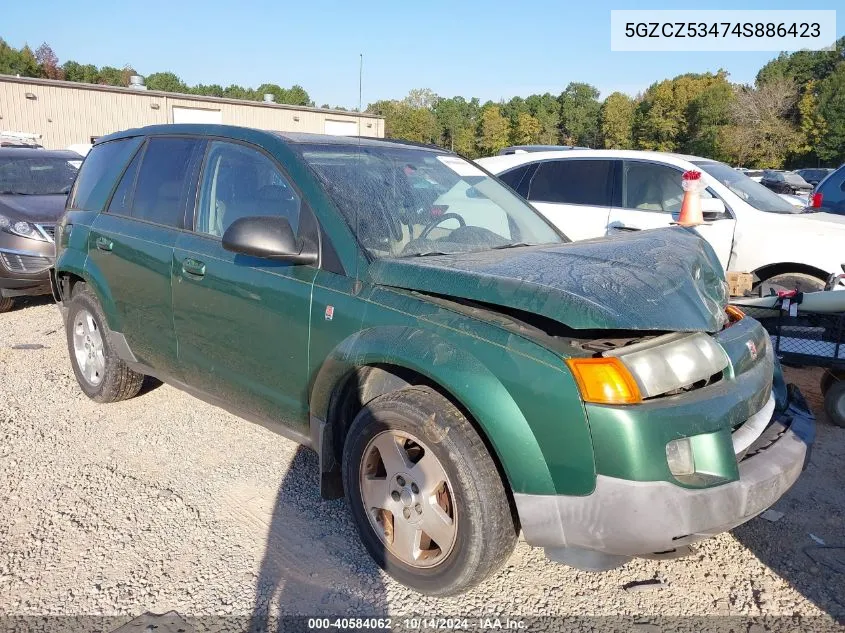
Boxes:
[478,150,845,292]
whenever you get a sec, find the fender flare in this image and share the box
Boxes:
[310,325,557,496]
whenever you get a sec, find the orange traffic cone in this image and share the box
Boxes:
[677,170,704,227]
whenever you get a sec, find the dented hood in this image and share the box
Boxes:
[368,227,729,332]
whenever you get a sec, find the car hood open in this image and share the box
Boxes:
[368,227,729,332]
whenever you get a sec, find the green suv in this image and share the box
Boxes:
[52,125,814,595]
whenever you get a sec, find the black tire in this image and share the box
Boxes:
[342,386,517,596]
[0,296,13,313]
[824,379,845,428]
[65,282,145,403]
[820,370,839,398]
[758,272,826,294]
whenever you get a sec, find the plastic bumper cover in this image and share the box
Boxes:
[514,387,814,568]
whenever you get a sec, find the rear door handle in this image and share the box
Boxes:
[182,258,206,277]
[95,236,113,251]
[609,223,641,232]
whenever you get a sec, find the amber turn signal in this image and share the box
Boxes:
[565,357,642,405]
[725,305,745,323]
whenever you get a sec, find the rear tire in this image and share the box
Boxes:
[0,296,13,313]
[824,379,845,428]
[66,283,145,403]
[342,386,517,596]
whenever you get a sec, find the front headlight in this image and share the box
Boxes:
[0,213,48,241]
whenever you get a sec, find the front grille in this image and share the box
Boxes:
[0,252,52,274]
[36,224,56,242]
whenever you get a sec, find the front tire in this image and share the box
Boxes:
[0,296,13,313]
[66,283,145,403]
[342,386,517,596]
[824,379,845,428]
[758,272,826,294]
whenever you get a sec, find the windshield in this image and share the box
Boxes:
[299,144,565,258]
[694,161,799,214]
[0,156,80,195]
[784,172,809,186]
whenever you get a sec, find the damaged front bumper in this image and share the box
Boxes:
[514,385,815,571]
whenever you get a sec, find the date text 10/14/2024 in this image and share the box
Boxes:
[307,617,527,630]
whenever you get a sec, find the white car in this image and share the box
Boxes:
[477,150,845,291]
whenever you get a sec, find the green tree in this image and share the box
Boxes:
[797,80,827,158]
[599,92,635,149]
[62,61,99,83]
[192,84,225,98]
[97,66,131,86]
[367,98,437,143]
[756,38,845,88]
[146,71,187,93]
[634,71,729,152]
[816,64,845,165]
[434,96,479,153]
[525,93,560,144]
[558,82,601,146]
[223,84,257,100]
[477,105,510,156]
[685,79,735,159]
[284,84,312,106]
[0,40,39,77]
[511,112,541,145]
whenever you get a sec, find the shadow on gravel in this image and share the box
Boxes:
[7,294,55,312]
[248,446,387,632]
[732,372,845,623]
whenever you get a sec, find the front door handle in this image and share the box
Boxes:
[95,236,113,251]
[182,258,206,277]
[609,223,641,232]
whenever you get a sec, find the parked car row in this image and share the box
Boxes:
[478,150,845,293]
[0,147,82,312]
[13,124,811,597]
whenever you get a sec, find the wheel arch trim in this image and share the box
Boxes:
[310,326,557,498]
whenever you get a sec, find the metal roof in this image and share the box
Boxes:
[0,74,383,120]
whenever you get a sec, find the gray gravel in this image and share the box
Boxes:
[1,298,844,626]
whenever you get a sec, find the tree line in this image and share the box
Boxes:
[2,37,843,167]
[368,37,844,167]
[0,38,315,107]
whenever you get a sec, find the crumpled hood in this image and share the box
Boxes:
[368,227,729,332]
[0,194,67,223]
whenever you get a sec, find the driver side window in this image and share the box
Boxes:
[196,141,301,238]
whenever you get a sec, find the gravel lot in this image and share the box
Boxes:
[1,298,844,629]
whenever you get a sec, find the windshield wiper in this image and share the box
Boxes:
[0,191,32,195]
[403,250,452,257]
[491,242,535,250]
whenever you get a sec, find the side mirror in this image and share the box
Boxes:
[222,216,317,265]
[701,197,727,220]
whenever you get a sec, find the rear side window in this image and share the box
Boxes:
[528,159,613,206]
[68,138,142,211]
[497,164,534,197]
[132,137,205,228]
[107,149,143,215]
[817,169,845,214]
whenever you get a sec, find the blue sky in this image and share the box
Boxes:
[5,0,842,108]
